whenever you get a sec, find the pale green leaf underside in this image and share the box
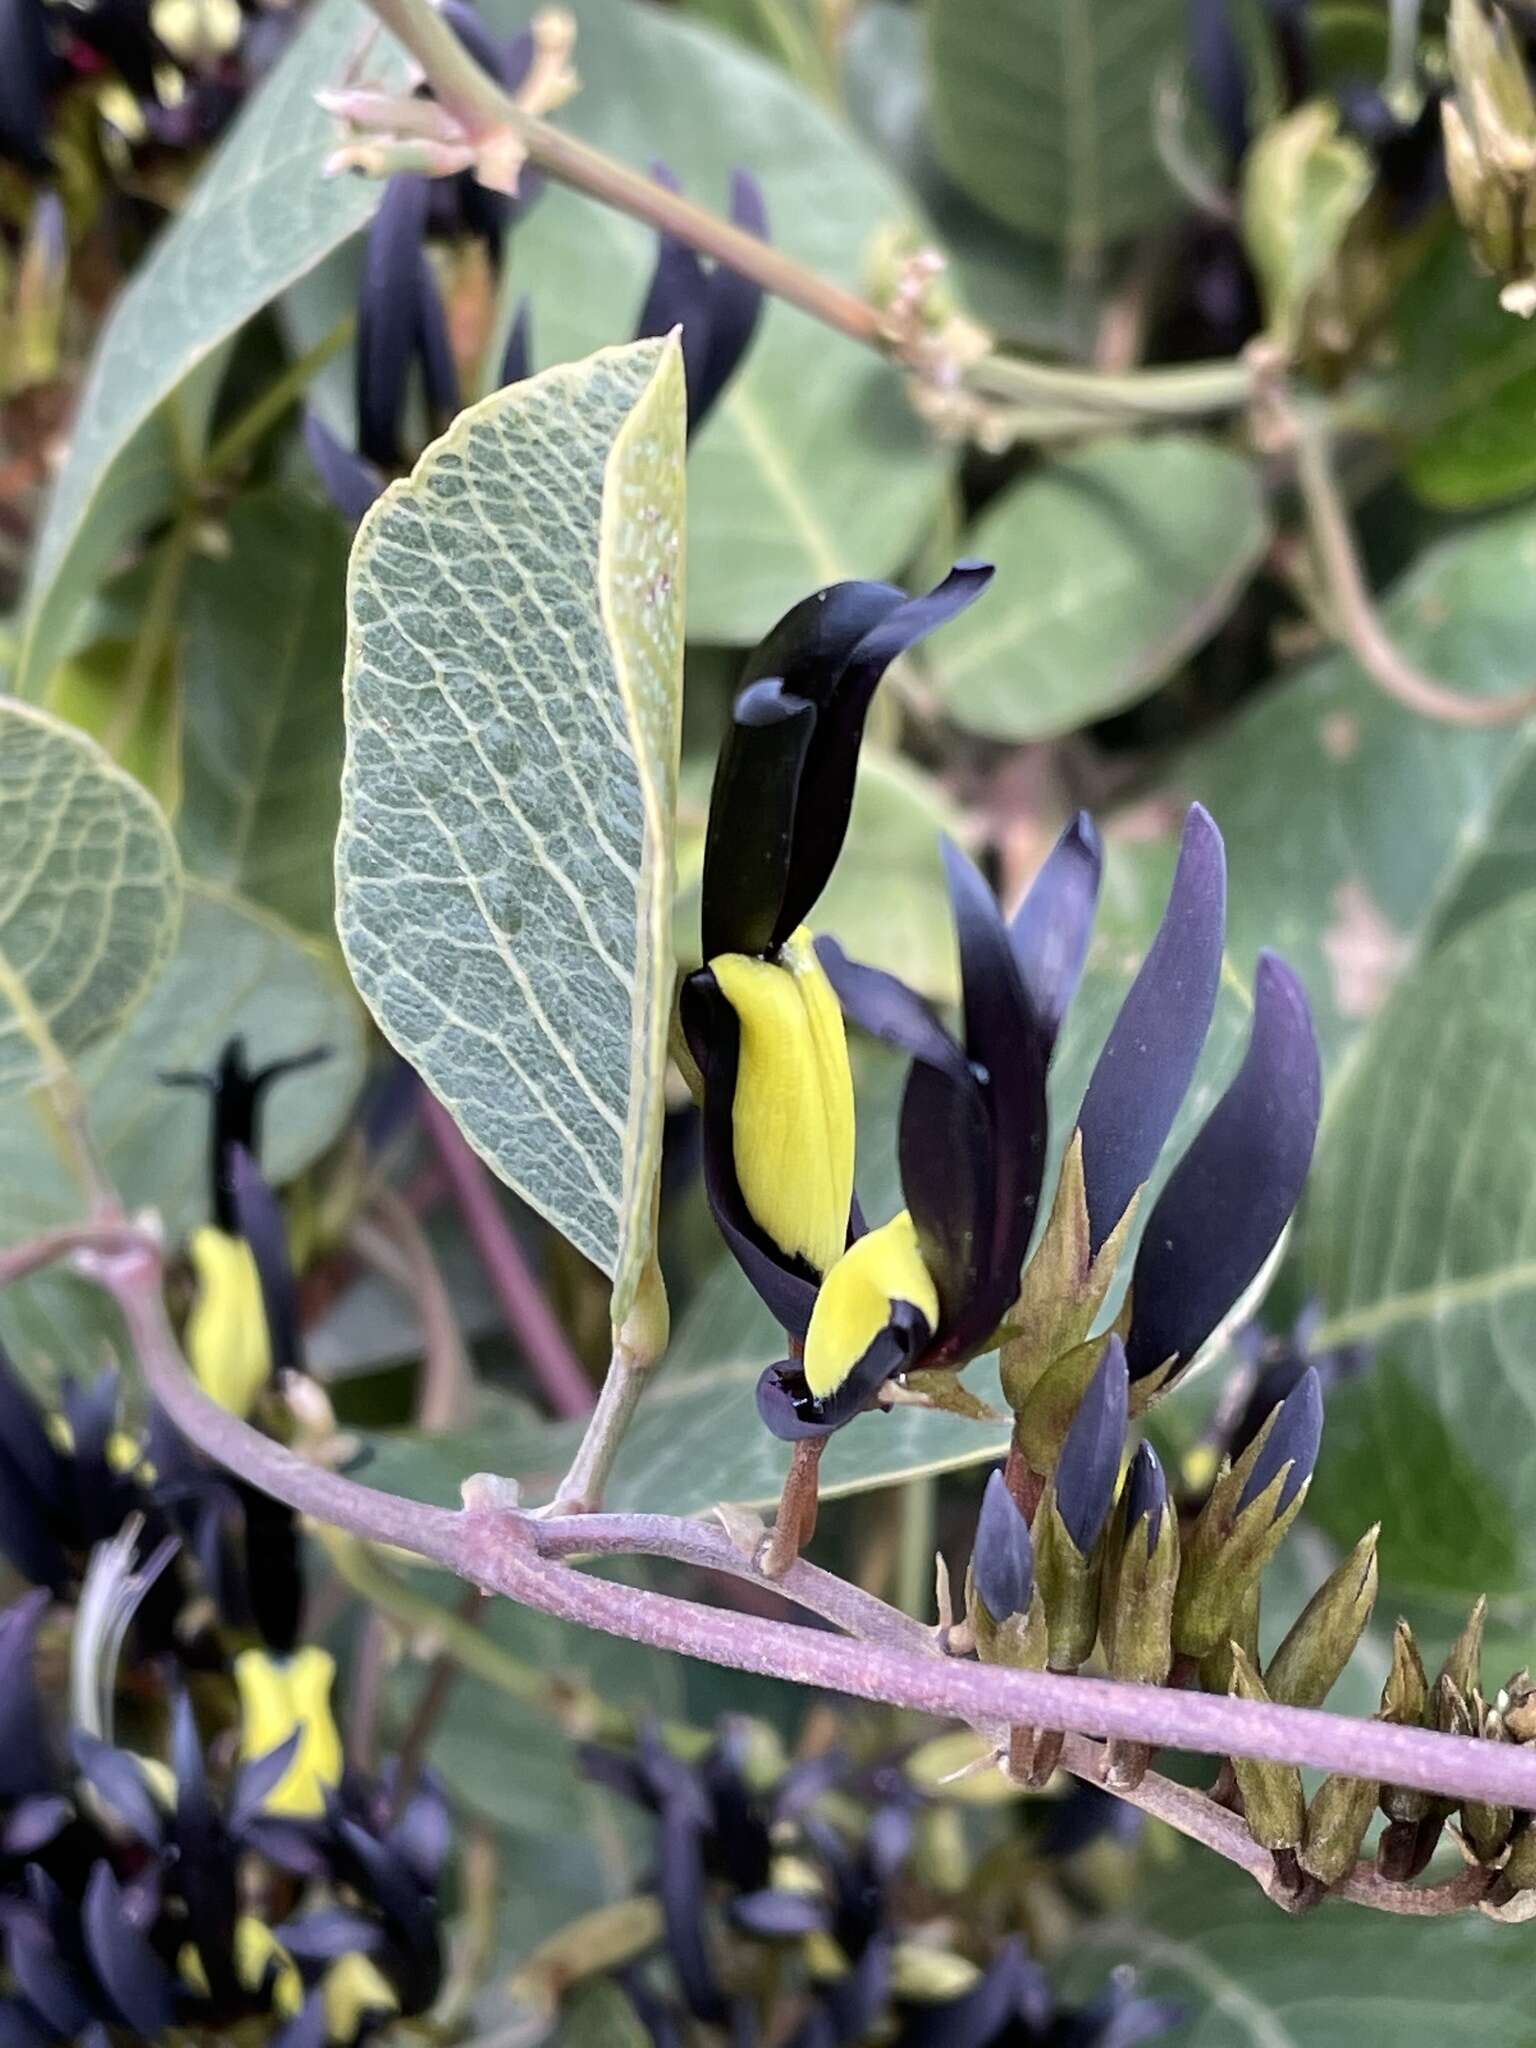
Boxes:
[1302,893,1536,1601]
[0,882,364,1371]
[935,436,1271,740]
[925,0,1184,252]
[0,701,182,1092]
[336,339,685,1310]
[16,0,400,698]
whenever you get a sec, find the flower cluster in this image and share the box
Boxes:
[579,1723,1181,2048]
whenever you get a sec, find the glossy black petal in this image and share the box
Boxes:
[0,1593,54,1802]
[238,1480,305,1653]
[1120,1441,1168,1558]
[229,1144,302,1374]
[699,681,816,961]
[81,1864,174,2036]
[1077,804,1226,1255]
[1056,1338,1128,1556]
[497,295,533,387]
[356,174,433,468]
[161,1035,330,1228]
[679,967,822,1335]
[687,170,768,429]
[758,566,993,948]
[303,411,384,526]
[1125,950,1320,1382]
[756,1306,928,1440]
[972,1469,1034,1622]
[0,0,54,173]
[1236,1366,1322,1518]
[1009,810,1102,1045]
[658,1804,724,2024]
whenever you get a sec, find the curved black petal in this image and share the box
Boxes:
[1120,1440,1168,1557]
[730,1888,828,1939]
[228,1144,301,1375]
[658,1805,724,2024]
[497,295,533,388]
[0,1593,54,1802]
[7,1914,92,2040]
[229,1730,304,1830]
[161,1035,328,1227]
[972,1469,1034,1623]
[815,938,969,1081]
[0,0,55,174]
[1056,1338,1128,1556]
[756,1307,928,1441]
[72,1735,164,1847]
[1236,1366,1322,1519]
[81,1865,174,2036]
[303,411,384,526]
[1125,949,1320,1381]
[1188,0,1251,169]
[634,162,714,418]
[699,681,816,961]
[1009,810,1102,1045]
[764,565,993,946]
[687,169,769,430]
[680,968,822,1335]
[357,174,433,468]
[1077,804,1226,1256]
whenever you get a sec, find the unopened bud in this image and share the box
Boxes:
[1228,1647,1306,1853]
[1103,1444,1178,1687]
[1378,1621,1432,1828]
[1200,1578,1259,1698]
[1000,1133,1134,1414]
[1264,1525,1379,1708]
[1503,1817,1536,1888]
[1462,1704,1514,1864]
[1299,1768,1377,1887]
[1437,1595,1488,1712]
[1442,0,1536,312]
[1034,1491,1104,1673]
[968,1472,1035,1638]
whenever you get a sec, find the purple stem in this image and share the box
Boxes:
[419,1092,593,1419]
[53,1231,1536,1818]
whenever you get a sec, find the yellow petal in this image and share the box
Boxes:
[234,1918,304,2017]
[709,927,855,1277]
[803,1211,938,1399]
[185,1227,272,1419]
[323,1953,399,2042]
[234,1647,343,1819]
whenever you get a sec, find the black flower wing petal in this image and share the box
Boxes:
[700,681,816,961]
[1009,810,1102,1045]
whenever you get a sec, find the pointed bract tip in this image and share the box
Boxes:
[973,1470,1035,1622]
[1237,1366,1323,1519]
[1121,1440,1168,1556]
[1056,1338,1130,1556]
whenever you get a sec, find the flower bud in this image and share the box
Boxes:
[1227,1646,1306,1853]
[1461,1702,1514,1865]
[1437,1595,1488,1712]
[1035,1342,1127,1672]
[1263,1525,1379,1708]
[968,1471,1035,1639]
[1172,1370,1322,1660]
[1442,0,1536,314]
[1299,1769,1377,1887]
[1102,1444,1178,1688]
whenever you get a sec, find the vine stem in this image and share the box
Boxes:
[51,1223,1536,1820]
[348,0,1253,421]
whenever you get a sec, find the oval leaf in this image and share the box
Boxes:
[933,436,1270,740]
[0,701,182,1092]
[336,338,686,1313]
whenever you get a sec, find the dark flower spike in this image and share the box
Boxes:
[634,163,768,435]
[303,412,384,527]
[81,1864,175,2037]
[1236,1365,1323,1519]
[228,1730,304,1831]
[704,565,993,960]
[1125,949,1321,1384]
[228,1144,302,1374]
[160,1035,330,1229]
[0,0,53,172]
[1076,804,1227,1256]
[1008,811,1102,1046]
[1056,1338,1129,1556]
[972,1470,1034,1623]
[1120,1441,1168,1558]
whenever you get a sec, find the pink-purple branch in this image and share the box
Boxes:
[71,1228,1536,1818]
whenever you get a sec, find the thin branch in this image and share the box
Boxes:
[80,1233,1536,1819]
[419,1092,592,1420]
[0,1222,152,1288]
[1268,368,1536,727]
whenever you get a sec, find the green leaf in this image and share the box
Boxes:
[932,436,1271,740]
[0,700,182,1093]
[336,339,686,1316]
[924,0,1184,256]
[1058,1854,1535,2043]
[1134,504,1536,1067]
[1362,225,1536,510]
[0,883,364,1370]
[178,489,349,935]
[15,0,399,698]
[1301,893,1536,1602]
[488,0,951,644]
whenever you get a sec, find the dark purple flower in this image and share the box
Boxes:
[633,164,769,435]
